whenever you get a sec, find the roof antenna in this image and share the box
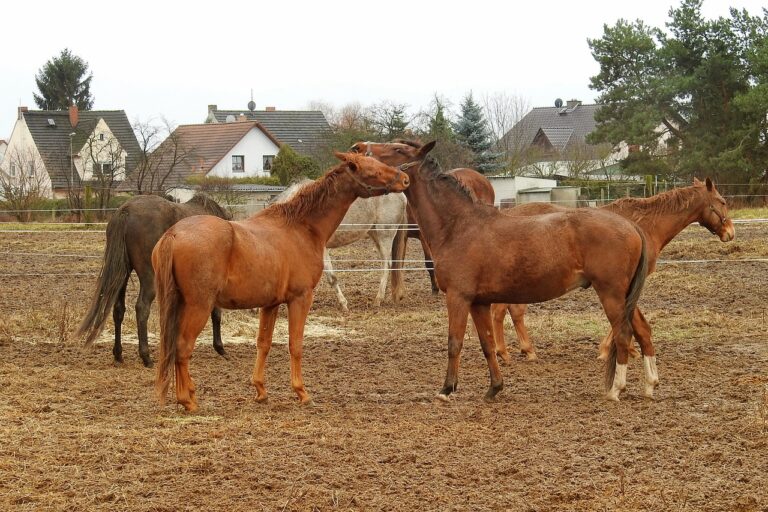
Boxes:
[248,89,256,112]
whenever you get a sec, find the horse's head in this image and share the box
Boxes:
[349,140,437,178]
[190,192,232,220]
[694,177,735,242]
[333,151,410,196]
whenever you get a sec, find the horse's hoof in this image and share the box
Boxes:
[181,402,199,413]
[142,359,154,369]
[299,398,315,407]
[525,352,538,362]
[435,393,451,403]
[605,390,621,402]
[255,395,268,403]
[217,351,229,360]
[496,352,512,365]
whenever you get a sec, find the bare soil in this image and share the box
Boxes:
[0,222,767,511]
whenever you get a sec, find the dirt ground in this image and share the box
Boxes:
[0,221,767,511]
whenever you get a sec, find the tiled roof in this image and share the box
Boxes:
[208,109,330,156]
[23,110,141,189]
[120,121,273,192]
[501,103,602,154]
[176,183,286,193]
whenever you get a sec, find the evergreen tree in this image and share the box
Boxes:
[588,0,768,181]
[33,48,94,110]
[428,95,453,141]
[272,144,320,185]
[454,92,501,174]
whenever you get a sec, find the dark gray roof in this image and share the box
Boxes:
[208,109,330,156]
[501,103,602,154]
[23,110,140,189]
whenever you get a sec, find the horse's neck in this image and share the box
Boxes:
[603,188,704,255]
[282,175,359,245]
[404,172,472,253]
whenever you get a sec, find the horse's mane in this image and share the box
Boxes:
[187,192,231,220]
[603,185,702,224]
[262,167,345,224]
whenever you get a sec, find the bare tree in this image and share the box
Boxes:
[131,118,192,194]
[81,130,126,214]
[0,147,51,221]
[483,92,531,173]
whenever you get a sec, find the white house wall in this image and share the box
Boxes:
[487,176,557,204]
[0,118,53,198]
[77,118,127,181]
[206,127,279,179]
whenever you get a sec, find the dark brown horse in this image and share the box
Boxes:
[351,141,495,294]
[77,193,231,367]
[153,152,410,412]
[491,179,735,397]
[361,140,649,402]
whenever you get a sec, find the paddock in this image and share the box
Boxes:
[0,221,766,511]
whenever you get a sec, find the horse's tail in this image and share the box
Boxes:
[154,233,181,404]
[604,226,648,391]
[76,210,131,346]
[389,221,408,303]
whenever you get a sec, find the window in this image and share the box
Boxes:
[28,163,35,177]
[99,162,113,173]
[10,163,16,177]
[263,155,275,172]
[99,133,105,141]
[232,155,245,172]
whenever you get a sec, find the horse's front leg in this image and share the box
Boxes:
[370,233,390,308]
[287,291,314,405]
[252,305,279,402]
[470,303,504,401]
[631,307,658,398]
[491,303,511,364]
[437,292,470,401]
[323,249,349,312]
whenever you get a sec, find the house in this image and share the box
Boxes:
[204,102,330,158]
[0,106,140,198]
[500,99,629,180]
[172,183,287,218]
[0,139,7,163]
[486,175,581,207]
[120,120,287,199]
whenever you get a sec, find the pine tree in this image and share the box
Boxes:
[33,49,94,110]
[454,92,501,174]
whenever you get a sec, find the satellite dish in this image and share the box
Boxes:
[225,115,236,123]
[248,100,256,112]
[554,98,564,108]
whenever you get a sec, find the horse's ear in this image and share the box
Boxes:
[705,177,714,191]
[693,177,702,185]
[419,140,437,157]
[334,151,349,162]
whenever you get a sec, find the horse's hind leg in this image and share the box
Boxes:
[135,270,156,368]
[631,307,658,398]
[370,233,390,307]
[491,303,512,364]
[112,277,129,364]
[323,249,349,312]
[594,286,633,401]
[510,304,537,361]
[175,306,210,412]
[470,304,504,402]
[211,307,226,358]
[287,292,314,405]
[251,305,279,402]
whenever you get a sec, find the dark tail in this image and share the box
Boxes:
[76,210,131,345]
[389,222,408,303]
[605,227,648,390]
[154,233,181,404]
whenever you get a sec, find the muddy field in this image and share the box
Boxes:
[1,221,767,511]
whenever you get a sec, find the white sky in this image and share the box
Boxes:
[1,0,765,138]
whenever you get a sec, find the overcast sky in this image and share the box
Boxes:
[1,0,765,138]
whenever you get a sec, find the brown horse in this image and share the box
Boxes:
[361,140,649,402]
[77,193,231,367]
[351,141,495,294]
[492,180,735,396]
[153,152,410,411]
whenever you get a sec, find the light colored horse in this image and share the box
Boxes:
[275,180,407,311]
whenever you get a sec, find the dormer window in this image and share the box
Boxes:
[99,133,105,141]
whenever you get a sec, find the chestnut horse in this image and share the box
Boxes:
[153,153,410,411]
[361,140,649,402]
[492,180,735,396]
[351,141,495,295]
[77,193,230,367]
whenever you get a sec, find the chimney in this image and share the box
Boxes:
[238,113,247,122]
[69,105,79,128]
[208,104,217,113]
[566,99,581,109]
[17,106,28,120]
[265,106,276,112]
